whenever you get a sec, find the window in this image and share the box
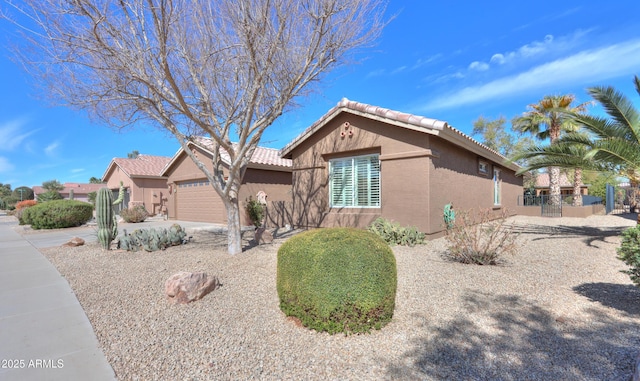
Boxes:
[329,154,380,207]
[478,160,489,176]
[493,168,502,206]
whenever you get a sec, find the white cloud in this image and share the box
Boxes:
[490,54,506,65]
[0,118,38,151]
[419,38,640,112]
[45,141,60,156]
[469,61,489,71]
[411,54,442,70]
[0,157,14,173]
[71,168,85,173]
[366,69,386,78]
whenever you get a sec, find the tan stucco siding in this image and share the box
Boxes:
[289,111,523,237]
[427,137,522,237]
[165,148,292,225]
[290,113,434,230]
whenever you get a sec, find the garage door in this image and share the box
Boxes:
[175,179,225,223]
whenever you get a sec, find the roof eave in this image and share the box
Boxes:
[436,128,521,172]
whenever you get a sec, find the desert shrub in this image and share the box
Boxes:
[277,228,397,335]
[14,200,37,225]
[245,197,265,227]
[0,198,5,210]
[367,217,425,246]
[21,200,93,229]
[15,200,37,210]
[37,190,63,202]
[120,205,149,223]
[617,225,640,287]
[444,208,519,265]
[117,224,187,252]
[3,195,19,210]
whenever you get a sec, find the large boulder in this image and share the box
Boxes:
[62,237,85,247]
[165,271,219,304]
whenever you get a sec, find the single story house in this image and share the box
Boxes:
[102,154,172,215]
[279,98,523,238]
[162,137,292,225]
[33,182,105,203]
[532,172,588,197]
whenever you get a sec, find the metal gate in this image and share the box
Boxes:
[541,195,562,217]
[519,194,562,217]
[606,183,636,214]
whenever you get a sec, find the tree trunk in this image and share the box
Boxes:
[549,166,561,206]
[225,198,243,255]
[572,168,583,206]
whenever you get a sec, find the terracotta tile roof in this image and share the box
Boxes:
[279,98,519,172]
[534,172,583,188]
[192,137,292,169]
[33,183,105,195]
[111,155,172,178]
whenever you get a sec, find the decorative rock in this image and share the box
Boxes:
[254,227,273,244]
[62,237,85,247]
[165,272,219,304]
[633,353,640,381]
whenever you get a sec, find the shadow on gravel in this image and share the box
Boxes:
[509,223,630,248]
[573,282,640,315]
[387,291,640,380]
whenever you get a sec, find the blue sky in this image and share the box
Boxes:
[1,1,640,188]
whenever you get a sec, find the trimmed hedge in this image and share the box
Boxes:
[277,228,397,334]
[21,200,93,229]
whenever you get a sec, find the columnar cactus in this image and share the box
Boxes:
[113,181,125,205]
[96,187,117,250]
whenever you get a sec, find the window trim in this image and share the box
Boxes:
[493,168,502,206]
[329,154,381,208]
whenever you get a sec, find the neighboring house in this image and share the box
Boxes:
[533,172,588,197]
[162,137,292,225]
[33,183,105,203]
[102,154,172,215]
[279,98,523,238]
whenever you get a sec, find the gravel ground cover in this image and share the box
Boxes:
[33,214,640,380]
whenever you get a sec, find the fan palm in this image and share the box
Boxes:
[513,95,591,205]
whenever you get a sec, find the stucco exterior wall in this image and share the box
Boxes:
[103,165,168,214]
[164,147,292,225]
[289,112,523,237]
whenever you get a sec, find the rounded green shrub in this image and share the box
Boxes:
[22,200,93,229]
[277,228,397,334]
[618,225,640,287]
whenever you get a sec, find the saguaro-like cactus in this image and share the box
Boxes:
[113,181,125,205]
[96,187,117,249]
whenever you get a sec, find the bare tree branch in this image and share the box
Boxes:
[1,0,388,254]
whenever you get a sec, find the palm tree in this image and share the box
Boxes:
[573,76,640,184]
[513,95,591,205]
[513,133,605,206]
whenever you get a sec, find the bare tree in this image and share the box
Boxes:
[2,0,387,254]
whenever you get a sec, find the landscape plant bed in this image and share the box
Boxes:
[40,215,640,380]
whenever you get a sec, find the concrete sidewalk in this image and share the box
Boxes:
[0,216,116,381]
[0,214,230,380]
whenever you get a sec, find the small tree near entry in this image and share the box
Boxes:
[3,0,388,254]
